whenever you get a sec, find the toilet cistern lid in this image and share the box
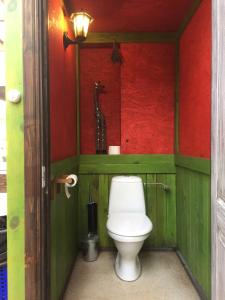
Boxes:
[111,176,142,183]
[107,213,152,237]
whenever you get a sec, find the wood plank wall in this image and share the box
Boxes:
[51,157,79,300]
[51,154,210,299]
[176,163,211,298]
[77,155,176,249]
[174,1,211,298]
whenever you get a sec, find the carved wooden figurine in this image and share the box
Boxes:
[94,81,107,154]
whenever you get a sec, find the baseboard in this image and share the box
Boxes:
[176,250,208,300]
[143,247,176,251]
[80,245,176,252]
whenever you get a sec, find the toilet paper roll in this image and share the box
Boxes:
[108,146,120,155]
[65,174,78,199]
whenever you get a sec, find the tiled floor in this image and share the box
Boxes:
[64,251,200,300]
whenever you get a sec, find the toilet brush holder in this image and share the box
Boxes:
[82,234,99,262]
[82,197,99,261]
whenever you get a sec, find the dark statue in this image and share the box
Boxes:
[94,81,107,154]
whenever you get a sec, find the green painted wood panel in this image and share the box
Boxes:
[176,166,211,299]
[77,174,89,243]
[51,157,79,300]
[78,154,176,174]
[78,173,176,249]
[175,155,210,175]
[5,1,25,299]
[79,154,175,164]
[145,174,176,248]
[98,175,113,248]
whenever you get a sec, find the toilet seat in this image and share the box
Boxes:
[107,213,152,237]
[108,230,150,243]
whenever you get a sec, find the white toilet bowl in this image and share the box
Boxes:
[114,239,144,281]
[108,230,151,281]
[106,176,153,281]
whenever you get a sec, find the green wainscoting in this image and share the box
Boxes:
[175,154,210,175]
[146,174,176,248]
[50,154,211,299]
[78,154,176,174]
[176,161,211,299]
[51,157,79,300]
[77,155,176,249]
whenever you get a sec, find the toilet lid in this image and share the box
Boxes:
[107,213,152,237]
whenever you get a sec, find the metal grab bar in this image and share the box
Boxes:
[144,182,170,192]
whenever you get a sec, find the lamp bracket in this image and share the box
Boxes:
[63,32,85,49]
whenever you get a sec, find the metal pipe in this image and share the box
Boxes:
[144,182,170,192]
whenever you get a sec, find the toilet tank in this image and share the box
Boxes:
[108,176,146,214]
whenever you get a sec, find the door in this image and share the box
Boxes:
[5,0,50,299]
[212,0,225,299]
[0,0,7,282]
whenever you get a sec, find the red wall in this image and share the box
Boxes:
[121,43,175,154]
[80,44,175,154]
[80,47,121,154]
[179,0,211,159]
[48,0,77,161]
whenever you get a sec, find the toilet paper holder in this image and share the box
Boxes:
[55,175,75,185]
[52,174,78,199]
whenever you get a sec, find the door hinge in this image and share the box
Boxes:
[42,166,46,188]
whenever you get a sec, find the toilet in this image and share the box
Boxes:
[106,176,153,281]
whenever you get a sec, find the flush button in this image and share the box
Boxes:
[7,89,21,103]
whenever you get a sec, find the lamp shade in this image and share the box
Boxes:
[71,11,93,42]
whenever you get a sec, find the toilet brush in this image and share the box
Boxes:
[87,195,97,236]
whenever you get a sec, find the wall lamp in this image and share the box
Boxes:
[63,11,93,49]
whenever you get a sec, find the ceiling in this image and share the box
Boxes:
[65,0,196,32]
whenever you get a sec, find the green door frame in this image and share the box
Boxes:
[6,0,50,299]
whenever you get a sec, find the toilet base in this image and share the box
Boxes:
[114,252,141,281]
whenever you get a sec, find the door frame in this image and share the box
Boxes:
[20,0,224,299]
[211,0,224,299]
[23,0,50,299]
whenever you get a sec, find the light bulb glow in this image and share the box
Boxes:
[71,12,93,41]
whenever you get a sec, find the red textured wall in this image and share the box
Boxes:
[69,0,195,32]
[179,0,211,158]
[121,43,175,154]
[80,47,121,154]
[48,0,77,161]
